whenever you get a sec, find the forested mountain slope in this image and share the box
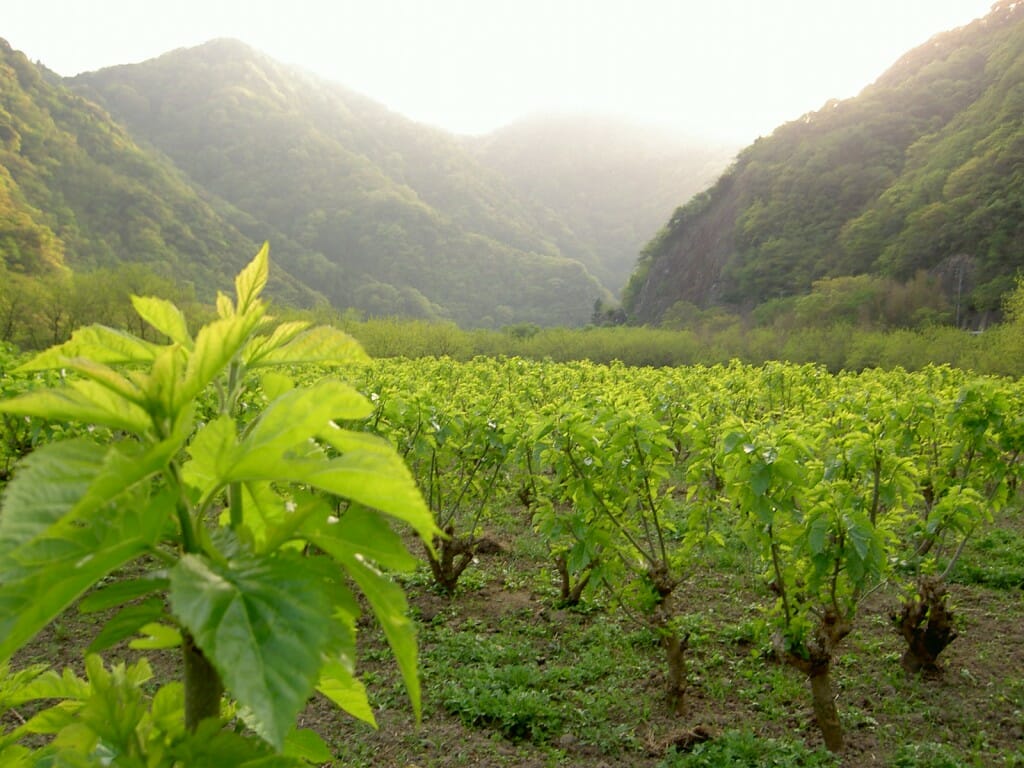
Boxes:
[625,0,1024,326]
[0,38,316,303]
[70,39,611,326]
[472,115,734,294]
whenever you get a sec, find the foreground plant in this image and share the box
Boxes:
[0,244,437,763]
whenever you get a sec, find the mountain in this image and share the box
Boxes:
[69,39,612,327]
[470,115,734,294]
[624,0,1024,326]
[0,38,318,305]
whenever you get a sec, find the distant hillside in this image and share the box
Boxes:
[0,38,318,303]
[70,39,612,327]
[471,115,734,294]
[625,0,1024,326]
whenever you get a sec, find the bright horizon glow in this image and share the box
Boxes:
[5,0,998,144]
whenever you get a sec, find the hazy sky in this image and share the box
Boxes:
[5,0,997,143]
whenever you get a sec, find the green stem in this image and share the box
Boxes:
[167,463,199,553]
[228,481,243,529]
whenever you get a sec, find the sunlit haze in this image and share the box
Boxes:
[6,0,997,143]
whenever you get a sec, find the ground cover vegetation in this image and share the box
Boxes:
[3,325,1024,764]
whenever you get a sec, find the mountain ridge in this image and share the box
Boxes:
[624,0,1024,327]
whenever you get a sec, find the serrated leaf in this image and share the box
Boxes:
[0,382,151,434]
[342,556,420,720]
[131,295,193,348]
[304,504,417,574]
[235,243,269,314]
[310,428,436,543]
[1,431,185,566]
[179,313,264,407]
[14,325,160,372]
[247,325,369,369]
[0,489,171,662]
[229,381,372,478]
[168,551,332,750]
[0,440,106,558]
[54,356,147,408]
[807,514,830,556]
[11,667,90,705]
[87,599,168,653]
[316,657,375,727]
[78,575,169,614]
[183,414,237,494]
[242,321,312,367]
[129,622,183,650]
[282,727,334,763]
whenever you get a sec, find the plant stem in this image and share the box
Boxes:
[183,631,223,731]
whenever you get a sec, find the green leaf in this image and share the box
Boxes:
[316,657,375,727]
[230,381,372,477]
[183,414,237,495]
[54,356,148,409]
[14,325,160,372]
[845,512,874,560]
[749,461,771,497]
[0,431,185,566]
[246,325,369,369]
[235,242,270,314]
[0,440,106,558]
[179,313,264,407]
[807,513,830,556]
[343,556,421,720]
[78,575,169,614]
[0,382,151,434]
[9,667,90,705]
[129,622,183,650]
[0,489,171,663]
[282,727,334,763]
[304,505,418,572]
[259,371,295,402]
[242,321,312,367]
[131,295,193,349]
[168,551,333,750]
[309,427,437,543]
[87,598,168,653]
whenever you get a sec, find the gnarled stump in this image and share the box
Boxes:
[892,575,958,674]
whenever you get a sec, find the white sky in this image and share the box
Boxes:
[5,0,997,143]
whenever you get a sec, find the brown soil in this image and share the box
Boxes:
[8,535,1024,767]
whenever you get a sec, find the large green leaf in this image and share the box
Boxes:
[229,381,371,476]
[130,295,193,349]
[343,556,421,719]
[0,440,105,558]
[0,430,186,565]
[14,325,161,372]
[0,381,151,434]
[246,325,369,369]
[303,505,417,572]
[235,242,269,315]
[307,428,437,543]
[241,321,311,367]
[0,488,171,662]
[168,551,332,750]
[178,312,264,408]
[183,414,237,497]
